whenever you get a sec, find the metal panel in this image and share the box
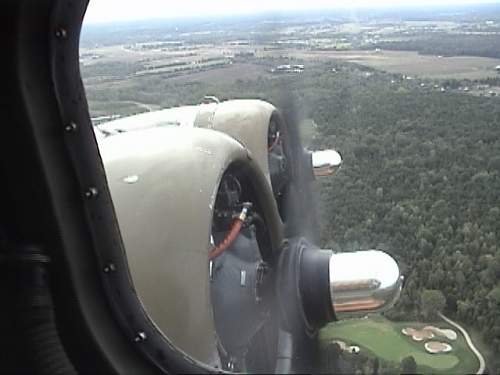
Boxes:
[100,126,252,364]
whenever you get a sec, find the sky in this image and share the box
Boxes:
[84,0,500,24]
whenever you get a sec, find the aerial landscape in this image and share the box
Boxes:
[81,3,500,373]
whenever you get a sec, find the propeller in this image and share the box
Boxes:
[268,94,403,373]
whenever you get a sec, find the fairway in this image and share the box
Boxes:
[320,316,478,374]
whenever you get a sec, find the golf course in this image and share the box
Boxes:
[320,316,479,374]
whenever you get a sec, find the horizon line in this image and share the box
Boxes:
[83,1,500,26]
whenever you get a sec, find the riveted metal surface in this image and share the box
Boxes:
[99,125,283,364]
[199,100,277,184]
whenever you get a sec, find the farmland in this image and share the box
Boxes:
[284,50,500,79]
[81,46,500,119]
[80,10,500,120]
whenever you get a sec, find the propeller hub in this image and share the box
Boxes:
[276,239,403,335]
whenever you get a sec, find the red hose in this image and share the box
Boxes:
[268,131,280,151]
[208,219,244,260]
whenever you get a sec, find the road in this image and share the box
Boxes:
[439,313,486,374]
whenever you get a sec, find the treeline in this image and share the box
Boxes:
[81,61,144,78]
[367,33,500,58]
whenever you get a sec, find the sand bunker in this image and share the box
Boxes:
[425,341,453,354]
[330,341,361,354]
[402,327,435,341]
[331,340,348,351]
[402,326,457,342]
[423,326,457,340]
[348,346,360,354]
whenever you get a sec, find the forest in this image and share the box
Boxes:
[305,63,500,373]
[309,65,500,373]
[369,34,500,59]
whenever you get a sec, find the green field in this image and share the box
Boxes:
[319,316,478,374]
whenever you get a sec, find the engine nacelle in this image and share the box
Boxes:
[96,99,403,372]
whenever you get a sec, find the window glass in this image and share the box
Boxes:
[81,1,500,373]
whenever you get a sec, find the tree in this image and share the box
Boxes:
[421,289,446,320]
[373,358,380,375]
[487,287,500,305]
[400,356,417,374]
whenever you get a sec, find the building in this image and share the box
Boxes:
[272,64,304,74]
[276,64,291,71]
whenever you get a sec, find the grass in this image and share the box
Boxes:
[462,324,493,372]
[319,315,478,374]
